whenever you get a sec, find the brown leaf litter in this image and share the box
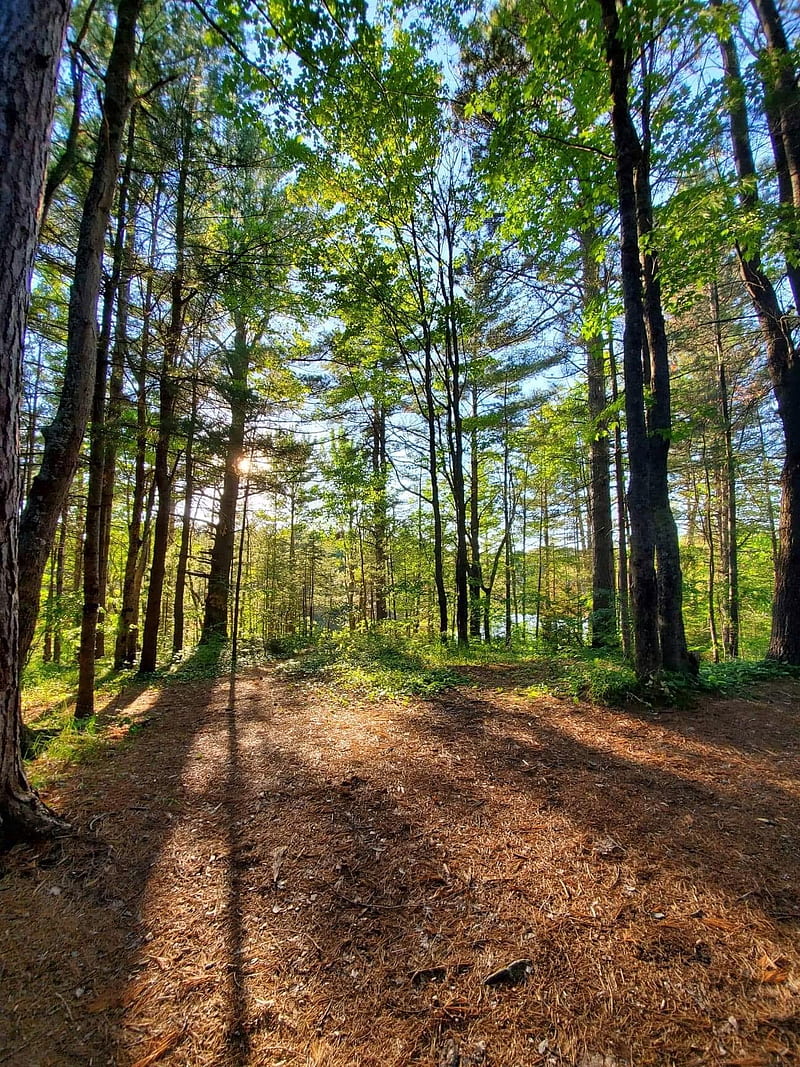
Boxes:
[1,665,799,1066]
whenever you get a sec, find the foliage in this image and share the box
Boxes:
[523,651,639,705]
[278,628,466,697]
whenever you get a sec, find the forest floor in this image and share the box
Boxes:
[2,664,800,1067]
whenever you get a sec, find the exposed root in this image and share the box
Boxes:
[0,790,71,849]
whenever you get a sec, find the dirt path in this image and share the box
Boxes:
[2,667,799,1066]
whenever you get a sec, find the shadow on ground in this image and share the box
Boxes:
[1,662,798,1066]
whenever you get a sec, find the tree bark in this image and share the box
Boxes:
[18,0,143,667]
[138,370,177,672]
[202,321,249,643]
[716,14,800,662]
[75,277,115,718]
[710,280,740,657]
[634,59,692,674]
[114,264,154,669]
[97,115,137,659]
[173,376,198,652]
[0,0,71,843]
[608,332,632,657]
[581,235,616,648]
[599,0,661,678]
[139,97,192,672]
[76,128,135,715]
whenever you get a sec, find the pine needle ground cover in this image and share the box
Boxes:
[2,667,799,1066]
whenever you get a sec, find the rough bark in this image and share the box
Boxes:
[202,323,249,643]
[634,67,692,674]
[717,15,800,662]
[600,0,660,678]
[76,135,134,715]
[0,0,72,843]
[18,0,143,667]
[581,237,616,648]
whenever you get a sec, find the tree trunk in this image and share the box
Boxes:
[440,205,470,647]
[53,509,67,664]
[138,370,177,673]
[139,97,192,672]
[468,383,484,638]
[76,131,136,715]
[600,0,661,678]
[114,265,154,669]
[716,15,800,662]
[40,0,97,232]
[424,341,448,642]
[608,332,632,657]
[750,0,800,215]
[634,73,692,674]
[173,376,198,652]
[202,324,249,643]
[701,437,720,663]
[710,280,740,657]
[582,236,616,648]
[75,278,116,718]
[0,0,72,843]
[371,403,389,623]
[18,0,143,668]
[503,379,513,647]
[97,116,137,659]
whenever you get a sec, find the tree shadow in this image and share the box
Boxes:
[417,686,800,917]
[1,644,230,1065]
[3,662,799,1066]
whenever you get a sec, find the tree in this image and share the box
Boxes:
[598,0,693,676]
[18,0,144,667]
[0,0,71,842]
[715,0,800,662]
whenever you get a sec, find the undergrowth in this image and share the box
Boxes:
[20,631,800,789]
[276,630,465,698]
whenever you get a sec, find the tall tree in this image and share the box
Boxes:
[715,2,800,662]
[18,0,144,666]
[599,0,692,675]
[0,0,72,842]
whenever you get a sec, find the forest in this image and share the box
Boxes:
[1,0,800,1064]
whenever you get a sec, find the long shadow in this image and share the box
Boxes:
[417,686,800,917]
[5,660,798,1066]
[179,673,800,1064]
[184,679,491,1066]
[1,644,227,1066]
[222,667,251,1065]
[461,660,800,758]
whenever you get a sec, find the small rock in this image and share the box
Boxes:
[483,958,532,986]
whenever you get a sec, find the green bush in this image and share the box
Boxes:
[278,628,464,698]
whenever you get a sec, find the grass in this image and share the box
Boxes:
[276,629,466,698]
[20,632,800,790]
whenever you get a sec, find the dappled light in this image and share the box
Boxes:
[3,2,800,1065]
[3,667,799,1064]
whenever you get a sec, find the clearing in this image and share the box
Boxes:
[2,666,799,1066]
